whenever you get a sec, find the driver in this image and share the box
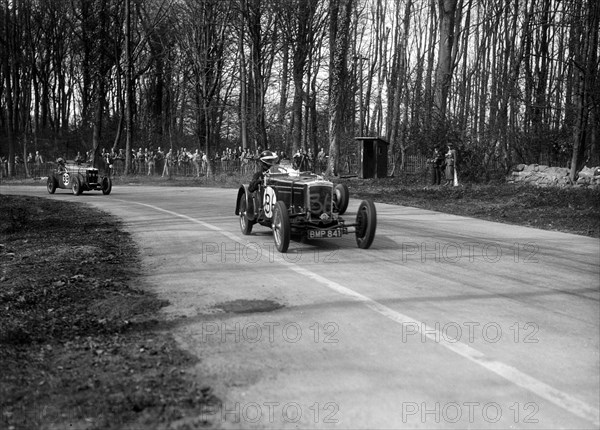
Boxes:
[56,157,67,173]
[249,150,279,213]
[249,150,279,193]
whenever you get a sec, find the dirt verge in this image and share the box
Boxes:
[0,195,218,430]
[342,176,600,238]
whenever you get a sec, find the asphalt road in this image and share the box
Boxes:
[2,184,599,429]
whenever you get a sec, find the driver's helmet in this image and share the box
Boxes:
[259,150,279,168]
[56,157,65,166]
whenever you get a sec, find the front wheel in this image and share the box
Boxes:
[333,183,349,215]
[355,200,377,249]
[239,192,254,235]
[72,177,82,195]
[272,200,290,253]
[101,177,112,195]
[47,177,57,194]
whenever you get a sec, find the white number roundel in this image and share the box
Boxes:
[62,172,70,186]
[263,186,277,219]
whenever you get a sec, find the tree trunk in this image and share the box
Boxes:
[125,0,133,175]
[327,0,353,176]
[569,0,599,181]
[434,0,458,125]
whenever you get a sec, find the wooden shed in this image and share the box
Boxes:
[355,137,389,179]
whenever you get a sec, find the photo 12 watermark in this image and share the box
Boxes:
[201,241,340,264]
[401,401,539,424]
[399,241,539,264]
[199,401,340,425]
[401,321,540,344]
[199,321,340,344]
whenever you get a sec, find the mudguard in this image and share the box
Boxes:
[235,184,256,221]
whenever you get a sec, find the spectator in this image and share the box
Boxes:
[178,148,190,175]
[136,148,145,174]
[431,146,444,185]
[75,151,84,165]
[155,147,165,174]
[202,152,208,174]
[162,149,174,177]
[130,149,136,173]
[240,149,250,175]
[192,149,202,177]
[1,155,7,178]
[34,151,44,177]
[147,150,156,175]
[26,152,34,176]
[104,150,114,176]
[293,149,310,171]
[220,149,228,172]
[444,143,458,186]
[317,147,326,172]
[114,149,125,175]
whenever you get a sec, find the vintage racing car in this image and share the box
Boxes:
[47,158,112,195]
[234,153,376,253]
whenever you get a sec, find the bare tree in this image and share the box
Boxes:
[434,0,458,127]
[569,0,599,180]
[176,0,234,175]
[327,0,353,176]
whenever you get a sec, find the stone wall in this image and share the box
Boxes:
[509,164,600,187]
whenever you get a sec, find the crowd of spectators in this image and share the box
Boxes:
[0,145,331,179]
[102,145,330,176]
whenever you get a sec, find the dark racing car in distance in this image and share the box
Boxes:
[47,158,112,196]
[235,152,376,253]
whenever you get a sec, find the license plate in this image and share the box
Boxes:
[308,228,347,239]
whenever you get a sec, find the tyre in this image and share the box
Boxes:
[355,200,377,249]
[47,177,57,194]
[72,177,82,195]
[333,183,349,215]
[239,192,254,235]
[272,200,290,253]
[101,177,112,195]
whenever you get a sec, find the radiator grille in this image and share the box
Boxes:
[308,185,332,217]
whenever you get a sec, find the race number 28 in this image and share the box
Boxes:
[263,186,277,218]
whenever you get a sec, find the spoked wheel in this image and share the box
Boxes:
[47,177,57,194]
[239,192,254,235]
[272,200,290,253]
[355,200,377,249]
[333,183,349,215]
[72,177,82,195]
[101,177,112,195]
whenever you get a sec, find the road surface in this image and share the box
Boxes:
[2,184,599,429]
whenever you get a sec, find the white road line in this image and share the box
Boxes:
[123,200,600,427]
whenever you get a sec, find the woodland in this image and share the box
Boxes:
[1,0,598,179]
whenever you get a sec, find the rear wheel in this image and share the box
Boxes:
[239,192,254,235]
[272,200,290,253]
[333,183,349,215]
[72,177,82,195]
[47,177,57,194]
[355,200,377,249]
[101,177,112,195]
